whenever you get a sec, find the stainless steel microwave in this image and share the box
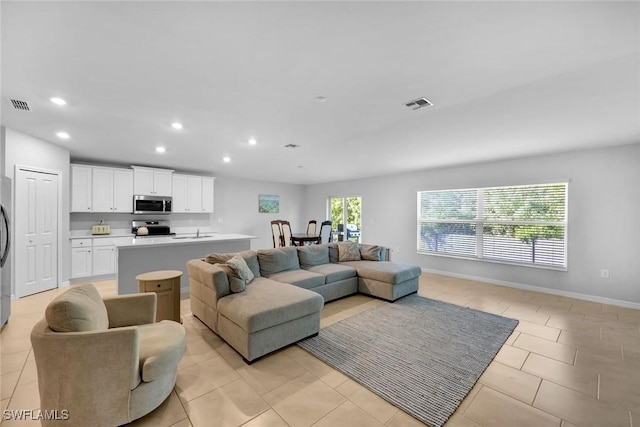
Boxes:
[133,195,172,215]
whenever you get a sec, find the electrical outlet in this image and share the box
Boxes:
[600,269,610,279]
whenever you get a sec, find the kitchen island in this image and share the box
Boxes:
[116,233,256,295]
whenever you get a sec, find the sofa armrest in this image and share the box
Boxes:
[104,293,157,327]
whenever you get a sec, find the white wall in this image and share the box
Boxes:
[3,128,71,295]
[212,176,306,249]
[305,144,640,305]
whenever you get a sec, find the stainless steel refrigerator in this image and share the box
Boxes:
[1,176,12,326]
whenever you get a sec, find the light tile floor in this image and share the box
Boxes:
[1,273,639,426]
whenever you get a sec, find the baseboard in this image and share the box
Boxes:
[422,268,640,310]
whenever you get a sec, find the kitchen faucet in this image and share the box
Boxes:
[196,228,200,238]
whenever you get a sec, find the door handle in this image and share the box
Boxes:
[0,204,10,267]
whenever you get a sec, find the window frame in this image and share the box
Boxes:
[417,183,568,271]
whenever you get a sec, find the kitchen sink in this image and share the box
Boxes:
[171,234,212,240]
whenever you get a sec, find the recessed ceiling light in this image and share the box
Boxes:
[56,131,70,139]
[171,122,183,130]
[156,146,166,153]
[223,156,231,163]
[248,138,257,146]
[315,96,327,102]
[50,97,67,106]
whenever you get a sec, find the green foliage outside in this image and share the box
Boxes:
[330,197,361,241]
[420,184,566,263]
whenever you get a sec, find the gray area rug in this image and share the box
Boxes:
[298,294,518,427]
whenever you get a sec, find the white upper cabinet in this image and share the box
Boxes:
[172,174,214,213]
[91,167,114,212]
[202,177,214,213]
[112,169,134,212]
[71,165,92,212]
[171,174,188,212]
[71,165,133,213]
[132,166,173,196]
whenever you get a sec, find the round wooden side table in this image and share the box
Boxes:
[136,270,183,323]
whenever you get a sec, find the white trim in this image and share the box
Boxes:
[421,268,640,310]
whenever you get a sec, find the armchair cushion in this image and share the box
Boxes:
[45,284,109,332]
[104,293,157,328]
[137,321,186,383]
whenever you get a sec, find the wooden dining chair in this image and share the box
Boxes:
[318,220,332,244]
[280,220,293,247]
[271,220,284,248]
[306,220,317,236]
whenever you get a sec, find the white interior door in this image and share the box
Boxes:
[15,169,59,297]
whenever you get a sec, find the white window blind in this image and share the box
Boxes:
[417,183,567,269]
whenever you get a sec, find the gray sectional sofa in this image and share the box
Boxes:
[187,242,422,362]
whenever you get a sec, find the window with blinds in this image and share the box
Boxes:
[417,183,567,269]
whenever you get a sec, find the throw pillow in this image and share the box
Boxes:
[338,241,361,262]
[227,253,255,283]
[359,245,382,261]
[228,275,247,293]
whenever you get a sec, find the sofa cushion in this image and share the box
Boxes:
[45,284,109,332]
[297,245,330,268]
[359,244,382,261]
[338,241,361,262]
[304,263,357,284]
[267,269,325,290]
[137,320,186,383]
[205,250,261,278]
[217,278,324,333]
[339,261,422,285]
[258,247,300,276]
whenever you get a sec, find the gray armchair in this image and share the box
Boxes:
[30,284,186,426]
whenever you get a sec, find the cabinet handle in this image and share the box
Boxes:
[156,283,161,288]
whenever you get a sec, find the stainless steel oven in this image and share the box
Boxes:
[133,195,172,215]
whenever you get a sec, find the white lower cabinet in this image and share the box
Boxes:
[71,237,132,279]
[92,240,117,276]
[71,247,92,278]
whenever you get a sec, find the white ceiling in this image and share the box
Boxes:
[2,1,639,185]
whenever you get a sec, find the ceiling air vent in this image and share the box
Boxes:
[404,97,433,111]
[284,144,300,148]
[7,98,32,112]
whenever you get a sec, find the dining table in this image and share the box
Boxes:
[291,232,320,246]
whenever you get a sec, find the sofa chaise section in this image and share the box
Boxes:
[187,253,324,363]
[340,260,422,301]
[217,278,323,362]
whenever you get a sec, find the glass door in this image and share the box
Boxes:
[329,196,362,242]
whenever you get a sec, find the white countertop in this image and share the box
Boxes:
[116,233,257,248]
[70,233,134,240]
